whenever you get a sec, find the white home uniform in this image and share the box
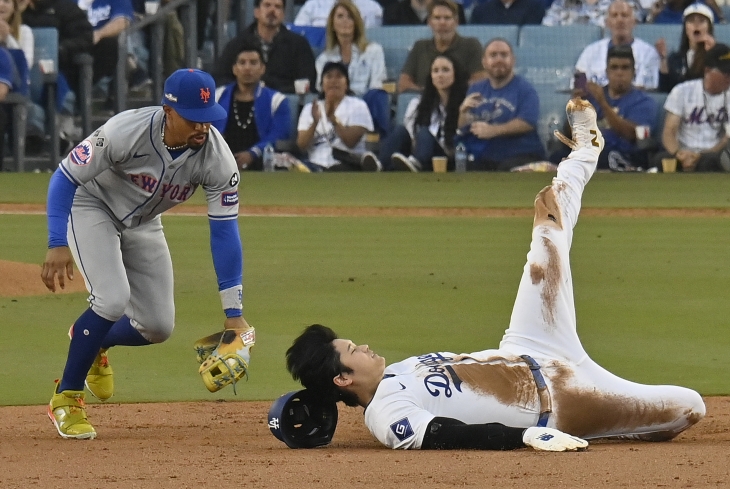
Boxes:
[664,79,730,152]
[364,150,705,449]
[58,106,239,340]
[575,38,661,89]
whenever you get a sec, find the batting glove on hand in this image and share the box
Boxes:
[522,426,588,452]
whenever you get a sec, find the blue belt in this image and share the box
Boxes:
[520,355,552,428]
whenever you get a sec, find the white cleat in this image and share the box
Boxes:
[554,98,604,163]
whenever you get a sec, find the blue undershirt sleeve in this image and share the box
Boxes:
[47,170,79,248]
[209,218,243,317]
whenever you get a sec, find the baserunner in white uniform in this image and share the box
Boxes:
[42,69,254,440]
[283,98,705,451]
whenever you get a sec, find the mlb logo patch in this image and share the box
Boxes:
[221,191,238,206]
[70,140,93,166]
[390,418,414,442]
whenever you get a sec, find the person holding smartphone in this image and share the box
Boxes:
[455,38,545,171]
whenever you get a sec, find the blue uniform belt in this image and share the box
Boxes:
[520,355,552,428]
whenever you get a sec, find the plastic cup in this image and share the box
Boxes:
[661,158,677,173]
[432,156,447,173]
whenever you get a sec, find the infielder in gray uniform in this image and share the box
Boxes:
[283,98,706,451]
[42,69,255,440]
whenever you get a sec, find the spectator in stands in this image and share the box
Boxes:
[23,0,92,143]
[214,44,291,171]
[23,0,92,98]
[383,0,466,25]
[398,0,484,94]
[294,0,383,28]
[471,0,545,25]
[653,42,730,172]
[647,0,724,24]
[79,0,148,103]
[213,0,316,94]
[574,0,660,90]
[0,0,33,66]
[379,53,468,171]
[656,2,714,93]
[297,61,380,171]
[553,45,657,171]
[541,0,615,27]
[315,1,388,135]
[315,1,385,95]
[0,45,18,167]
[456,38,544,171]
[159,0,184,77]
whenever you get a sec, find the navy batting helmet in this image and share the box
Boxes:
[268,390,338,448]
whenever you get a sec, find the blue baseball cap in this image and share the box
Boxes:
[162,69,227,123]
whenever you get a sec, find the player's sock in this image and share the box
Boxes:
[58,308,115,392]
[100,315,153,348]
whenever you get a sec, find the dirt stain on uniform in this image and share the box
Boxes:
[533,185,563,230]
[452,363,538,410]
[529,237,561,326]
[549,368,692,439]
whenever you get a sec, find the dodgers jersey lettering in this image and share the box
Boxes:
[58,106,240,227]
[364,350,544,449]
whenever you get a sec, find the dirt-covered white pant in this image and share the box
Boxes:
[499,148,705,440]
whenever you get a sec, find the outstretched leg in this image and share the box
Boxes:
[500,98,604,363]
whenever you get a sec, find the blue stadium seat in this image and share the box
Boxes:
[535,87,568,152]
[518,24,602,48]
[394,92,419,127]
[647,91,668,139]
[367,26,431,81]
[367,26,431,49]
[457,25,519,47]
[713,24,730,45]
[514,45,577,92]
[286,23,327,56]
[633,24,680,54]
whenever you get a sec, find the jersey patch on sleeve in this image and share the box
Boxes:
[229,173,239,187]
[390,418,415,442]
[69,140,93,166]
[221,191,239,206]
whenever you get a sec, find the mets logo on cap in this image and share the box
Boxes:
[161,68,227,123]
[69,140,93,166]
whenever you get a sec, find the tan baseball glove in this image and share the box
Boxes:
[194,327,256,394]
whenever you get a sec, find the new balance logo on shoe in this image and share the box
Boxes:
[537,433,555,441]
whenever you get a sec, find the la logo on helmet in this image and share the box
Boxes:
[200,88,210,103]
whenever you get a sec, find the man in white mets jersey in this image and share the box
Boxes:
[283,98,705,451]
[42,69,254,440]
[654,43,730,172]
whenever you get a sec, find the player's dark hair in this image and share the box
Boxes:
[254,0,286,8]
[234,42,265,66]
[416,53,468,148]
[286,324,359,407]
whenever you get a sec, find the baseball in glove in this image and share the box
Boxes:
[195,327,256,394]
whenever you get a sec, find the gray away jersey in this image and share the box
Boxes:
[58,106,240,227]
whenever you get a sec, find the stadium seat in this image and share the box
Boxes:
[286,23,327,56]
[535,87,568,153]
[368,26,431,81]
[647,91,668,139]
[458,25,519,47]
[518,24,602,49]
[633,24,680,54]
[394,92,419,127]
[514,45,578,92]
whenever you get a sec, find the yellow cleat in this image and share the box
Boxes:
[48,381,96,440]
[85,349,113,401]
